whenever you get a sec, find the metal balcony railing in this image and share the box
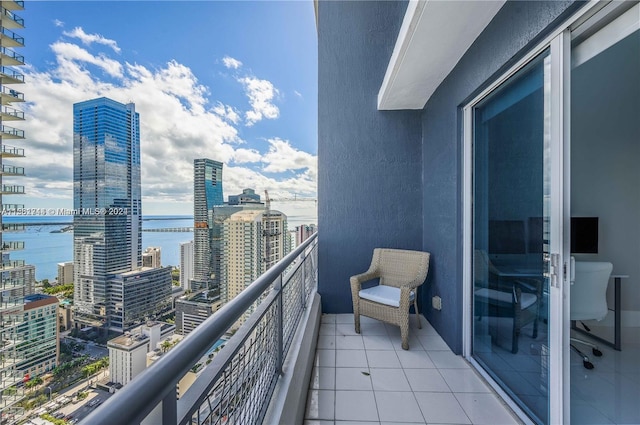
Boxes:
[0,66,23,82]
[0,185,24,194]
[82,232,318,425]
[0,85,23,101]
[0,26,23,47]
[0,46,24,65]
[0,125,24,138]
[0,8,24,28]
[0,164,24,175]
[0,145,24,157]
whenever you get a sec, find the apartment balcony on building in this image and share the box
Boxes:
[81,233,518,425]
[0,164,24,176]
[0,26,23,48]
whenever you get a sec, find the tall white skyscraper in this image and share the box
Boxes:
[180,241,194,291]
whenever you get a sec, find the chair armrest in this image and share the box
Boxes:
[350,270,379,292]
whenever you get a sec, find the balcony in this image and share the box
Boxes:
[1,241,23,251]
[0,105,23,121]
[0,46,23,66]
[0,125,24,139]
[0,66,22,84]
[0,259,25,271]
[0,85,24,104]
[0,184,24,194]
[2,223,25,232]
[1,1,23,11]
[0,145,24,157]
[0,7,23,29]
[0,164,23,176]
[82,234,517,425]
[0,26,23,48]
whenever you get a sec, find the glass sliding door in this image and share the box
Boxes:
[471,49,554,424]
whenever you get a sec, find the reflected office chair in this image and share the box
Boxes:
[473,250,542,354]
[571,260,613,369]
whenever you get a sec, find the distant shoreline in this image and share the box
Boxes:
[3,215,193,226]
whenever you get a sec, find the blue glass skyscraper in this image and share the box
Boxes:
[73,97,141,329]
[192,158,223,291]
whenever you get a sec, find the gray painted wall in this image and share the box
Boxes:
[420,1,577,353]
[571,31,640,320]
[318,1,423,314]
[317,0,583,353]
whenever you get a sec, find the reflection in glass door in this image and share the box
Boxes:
[471,50,551,424]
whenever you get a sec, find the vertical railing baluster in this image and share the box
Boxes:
[301,252,307,309]
[275,274,284,374]
[162,386,177,425]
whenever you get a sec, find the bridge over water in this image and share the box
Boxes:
[142,227,193,232]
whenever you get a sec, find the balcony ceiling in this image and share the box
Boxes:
[378,0,506,110]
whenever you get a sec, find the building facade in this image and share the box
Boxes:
[72,97,142,330]
[108,333,149,387]
[227,188,262,206]
[179,241,194,291]
[295,224,316,247]
[221,209,289,305]
[17,294,59,379]
[142,247,161,268]
[0,0,29,417]
[108,267,172,332]
[192,158,223,291]
[57,261,73,285]
[175,291,222,335]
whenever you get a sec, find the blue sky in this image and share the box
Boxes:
[14,1,317,217]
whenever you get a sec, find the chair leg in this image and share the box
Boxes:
[354,307,360,334]
[512,316,519,354]
[414,298,421,329]
[401,321,409,350]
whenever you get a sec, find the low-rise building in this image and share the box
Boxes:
[108,267,172,332]
[175,290,222,335]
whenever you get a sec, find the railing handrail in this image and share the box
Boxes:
[82,232,318,425]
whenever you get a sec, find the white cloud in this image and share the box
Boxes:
[20,34,316,212]
[238,76,280,126]
[232,148,261,164]
[54,19,64,28]
[51,42,123,78]
[294,90,302,98]
[63,27,121,53]
[222,56,242,69]
[262,138,316,174]
[212,102,241,124]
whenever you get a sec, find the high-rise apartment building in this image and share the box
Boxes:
[192,159,223,291]
[295,224,317,247]
[57,261,73,285]
[0,1,29,417]
[142,247,161,268]
[221,209,290,305]
[73,97,142,330]
[179,241,194,291]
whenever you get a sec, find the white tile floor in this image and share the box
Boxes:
[305,314,521,425]
[570,329,640,425]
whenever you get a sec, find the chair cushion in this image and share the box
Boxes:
[359,285,415,308]
[475,288,537,309]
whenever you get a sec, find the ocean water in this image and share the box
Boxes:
[2,216,192,281]
[1,202,317,282]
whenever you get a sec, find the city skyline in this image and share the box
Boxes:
[18,2,318,217]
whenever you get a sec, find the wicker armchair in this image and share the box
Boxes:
[350,248,431,350]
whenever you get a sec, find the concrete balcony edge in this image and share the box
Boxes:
[264,292,321,425]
